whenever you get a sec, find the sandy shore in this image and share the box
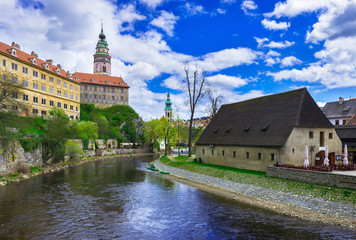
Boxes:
[155,160,356,229]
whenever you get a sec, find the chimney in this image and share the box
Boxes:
[57,64,62,69]
[11,42,20,49]
[66,71,72,79]
[46,59,53,65]
[31,51,38,58]
[339,97,344,104]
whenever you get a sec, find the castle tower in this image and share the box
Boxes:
[93,22,111,75]
[165,93,173,121]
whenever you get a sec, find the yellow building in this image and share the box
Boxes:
[0,41,80,120]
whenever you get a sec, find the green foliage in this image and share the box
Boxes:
[66,141,82,160]
[74,121,98,149]
[122,121,137,143]
[19,138,40,152]
[30,166,43,173]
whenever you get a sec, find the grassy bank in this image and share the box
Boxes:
[160,155,356,205]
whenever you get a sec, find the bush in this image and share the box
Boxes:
[66,141,82,160]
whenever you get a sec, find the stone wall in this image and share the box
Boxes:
[196,145,279,172]
[0,138,149,176]
[0,140,42,175]
[267,166,356,190]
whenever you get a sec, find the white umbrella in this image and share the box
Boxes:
[323,145,329,166]
[343,144,349,165]
[304,145,309,168]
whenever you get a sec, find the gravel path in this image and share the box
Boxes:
[154,160,356,219]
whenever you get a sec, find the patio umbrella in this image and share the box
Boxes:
[343,144,349,165]
[323,145,329,166]
[304,145,309,168]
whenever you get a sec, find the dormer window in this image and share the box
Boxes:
[45,63,49,70]
[11,49,16,57]
[91,78,95,82]
[75,77,79,81]
[106,80,109,84]
[32,58,37,65]
[55,68,60,74]
[119,82,123,85]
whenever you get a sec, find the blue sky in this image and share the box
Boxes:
[1,0,356,120]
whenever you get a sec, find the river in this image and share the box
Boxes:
[0,155,355,239]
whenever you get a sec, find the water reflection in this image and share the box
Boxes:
[0,155,355,239]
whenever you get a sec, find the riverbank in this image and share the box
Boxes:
[154,156,356,229]
[0,152,157,186]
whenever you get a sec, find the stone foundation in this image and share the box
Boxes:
[267,166,356,189]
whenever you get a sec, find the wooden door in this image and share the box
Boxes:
[315,151,325,165]
[329,152,335,165]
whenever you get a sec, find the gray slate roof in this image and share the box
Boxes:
[196,88,333,147]
[323,98,356,118]
[335,125,356,147]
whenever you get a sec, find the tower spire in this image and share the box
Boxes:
[101,19,103,33]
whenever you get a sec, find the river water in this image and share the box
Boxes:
[0,155,355,239]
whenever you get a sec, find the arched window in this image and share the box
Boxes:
[103,66,106,72]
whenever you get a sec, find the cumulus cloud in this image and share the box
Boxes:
[261,19,290,31]
[280,56,302,67]
[150,11,179,37]
[241,0,258,15]
[264,0,335,18]
[208,74,248,88]
[195,48,258,72]
[221,0,237,4]
[184,2,206,16]
[117,4,146,32]
[255,37,294,49]
[139,0,166,9]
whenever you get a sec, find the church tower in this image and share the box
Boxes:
[93,23,111,75]
[165,93,173,121]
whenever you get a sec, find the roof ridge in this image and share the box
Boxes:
[295,88,306,126]
[222,87,306,107]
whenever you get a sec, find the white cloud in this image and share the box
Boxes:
[254,37,269,48]
[162,75,182,90]
[241,0,258,15]
[280,56,302,67]
[217,8,227,14]
[221,0,237,4]
[139,0,166,9]
[184,2,206,16]
[267,50,281,57]
[196,48,259,72]
[150,11,179,37]
[208,74,248,88]
[117,4,146,32]
[265,57,280,66]
[261,19,290,30]
[255,37,294,49]
[265,0,336,18]
[265,40,295,49]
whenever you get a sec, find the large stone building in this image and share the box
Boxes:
[196,88,342,172]
[323,97,356,125]
[73,24,129,108]
[0,41,80,120]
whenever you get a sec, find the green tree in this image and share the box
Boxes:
[74,121,98,150]
[41,107,71,164]
[93,114,109,138]
[144,119,161,152]
[158,117,174,155]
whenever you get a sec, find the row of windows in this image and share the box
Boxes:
[202,149,275,161]
[2,59,77,89]
[82,93,126,101]
[22,94,78,111]
[84,99,126,105]
[82,85,126,93]
[309,131,333,139]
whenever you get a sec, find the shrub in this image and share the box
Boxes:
[30,166,43,173]
[66,141,82,160]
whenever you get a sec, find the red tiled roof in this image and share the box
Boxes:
[73,72,129,88]
[0,41,78,83]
